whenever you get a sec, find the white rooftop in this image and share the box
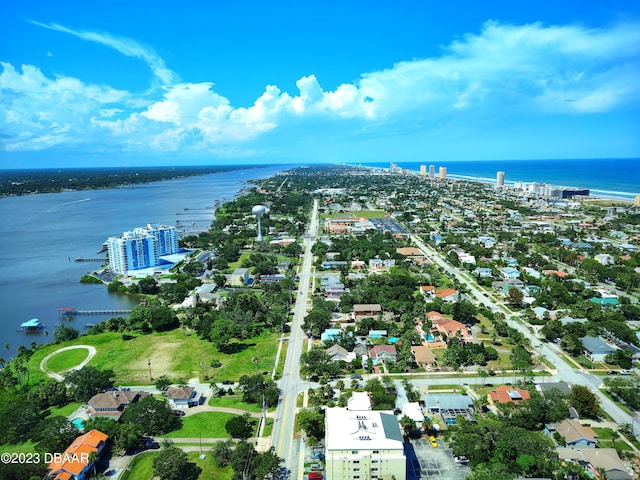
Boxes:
[347,391,372,411]
[326,408,404,451]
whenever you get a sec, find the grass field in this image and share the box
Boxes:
[163,412,235,439]
[27,329,278,385]
[122,450,233,480]
[47,401,83,418]
[0,441,36,455]
[44,348,91,373]
[207,396,262,413]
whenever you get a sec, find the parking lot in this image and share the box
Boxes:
[407,438,471,480]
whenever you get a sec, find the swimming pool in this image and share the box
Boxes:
[71,418,85,430]
[423,333,435,342]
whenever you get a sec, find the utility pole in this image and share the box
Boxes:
[147,358,152,381]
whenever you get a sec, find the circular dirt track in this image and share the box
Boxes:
[40,345,97,381]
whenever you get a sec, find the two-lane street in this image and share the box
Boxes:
[271,198,318,478]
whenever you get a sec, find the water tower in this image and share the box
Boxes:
[252,205,267,241]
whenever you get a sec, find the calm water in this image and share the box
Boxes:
[354,158,640,200]
[0,165,290,357]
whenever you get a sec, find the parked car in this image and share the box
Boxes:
[308,473,323,480]
[619,369,632,375]
[172,409,186,417]
[429,436,438,448]
[144,441,160,450]
[222,380,235,385]
[607,370,617,375]
[350,374,363,380]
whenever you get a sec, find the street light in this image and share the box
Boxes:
[147,358,152,381]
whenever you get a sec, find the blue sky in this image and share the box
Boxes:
[1,0,639,168]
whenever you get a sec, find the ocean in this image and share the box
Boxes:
[349,158,640,201]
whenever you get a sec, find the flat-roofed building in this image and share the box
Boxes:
[325,407,406,480]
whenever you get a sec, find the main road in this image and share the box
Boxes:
[410,235,635,429]
[271,198,319,478]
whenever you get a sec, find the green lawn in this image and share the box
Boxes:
[44,348,91,373]
[47,401,83,418]
[325,210,387,219]
[188,451,233,480]
[121,451,158,480]
[163,412,235,439]
[0,441,36,455]
[27,329,279,385]
[207,396,262,413]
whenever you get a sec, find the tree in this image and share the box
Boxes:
[153,444,201,480]
[507,287,524,307]
[238,374,280,407]
[65,366,115,401]
[225,413,255,439]
[212,439,234,467]
[569,385,601,418]
[400,415,416,437]
[114,422,144,453]
[297,408,325,445]
[54,324,79,343]
[33,416,78,453]
[120,395,181,435]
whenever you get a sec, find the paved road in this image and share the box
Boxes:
[271,198,318,477]
[410,235,635,430]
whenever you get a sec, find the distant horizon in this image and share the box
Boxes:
[1,1,639,168]
[2,156,639,171]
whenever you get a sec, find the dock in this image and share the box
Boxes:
[75,257,105,262]
[59,308,132,319]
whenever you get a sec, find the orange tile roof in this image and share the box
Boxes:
[488,385,530,404]
[48,429,108,477]
[435,288,458,298]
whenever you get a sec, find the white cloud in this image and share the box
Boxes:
[2,20,639,155]
[30,20,178,85]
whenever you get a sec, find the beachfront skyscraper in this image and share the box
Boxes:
[496,171,505,187]
[429,165,435,178]
[636,195,640,207]
[420,164,426,176]
[107,224,178,275]
[439,166,447,180]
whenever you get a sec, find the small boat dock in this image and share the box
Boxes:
[18,318,45,332]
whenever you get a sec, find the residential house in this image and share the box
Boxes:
[555,448,632,480]
[230,267,250,287]
[87,390,148,421]
[581,336,617,362]
[396,247,426,263]
[420,285,436,297]
[434,288,459,302]
[423,393,474,425]
[488,385,530,405]
[368,330,388,339]
[369,345,397,363]
[550,419,598,448]
[401,402,425,431]
[259,274,285,284]
[522,267,541,279]
[500,267,520,279]
[165,386,199,408]
[353,304,382,321]
[369,258,395,271]
[410,345,436,368]
[474,268,493,278]
[431,318,473,343]
[594,253,615,265]
[326,344,350,363]
[48,429,108,480]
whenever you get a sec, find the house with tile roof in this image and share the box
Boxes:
[431,318,473,343]
[368,345,397,363]
[488,385,530,405]
[48,429,108,480]
[434,288,459,302]
[87,390,148,421]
